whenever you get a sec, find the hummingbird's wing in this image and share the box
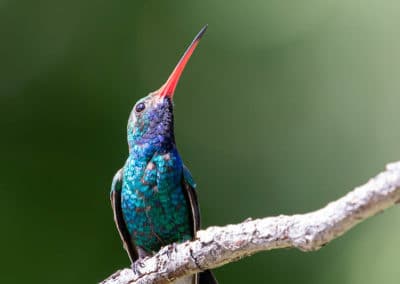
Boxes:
[182,165,200,234]
[110,169,139,263]
[182,165,218,284]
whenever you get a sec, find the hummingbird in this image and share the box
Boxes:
[110,26,217,284]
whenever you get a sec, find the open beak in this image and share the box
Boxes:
[157,25,207,99]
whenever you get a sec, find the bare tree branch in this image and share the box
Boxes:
[101,161,400,284]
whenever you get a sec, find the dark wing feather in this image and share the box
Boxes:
[110,169,138,263]
[181,165,201,235]
[181,165,218,284]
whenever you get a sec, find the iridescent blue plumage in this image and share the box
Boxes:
[109,26,217,283]
[121,97,193,251]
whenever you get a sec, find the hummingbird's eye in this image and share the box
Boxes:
[135,102,145,113]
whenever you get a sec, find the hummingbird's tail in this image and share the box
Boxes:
[199,270,218,284]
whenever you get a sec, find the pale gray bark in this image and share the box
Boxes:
[101,161,400,284]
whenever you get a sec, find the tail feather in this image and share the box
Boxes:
[199,270,218,284]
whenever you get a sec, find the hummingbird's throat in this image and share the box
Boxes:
[128,97,175,154]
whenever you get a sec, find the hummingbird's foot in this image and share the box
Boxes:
[131,262,138,273]
[131,246,152,272]
[166,242,178,258]
[131,260,146,273]
[137,246,151,259]
[131,261,137,273]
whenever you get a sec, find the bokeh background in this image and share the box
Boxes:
[1,0,400,283]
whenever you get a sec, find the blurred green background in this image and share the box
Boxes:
[1,0,400,283]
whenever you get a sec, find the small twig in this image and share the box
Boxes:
[101,161,400,284]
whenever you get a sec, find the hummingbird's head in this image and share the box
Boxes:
[127,25,207,154]
[127,92,174,153]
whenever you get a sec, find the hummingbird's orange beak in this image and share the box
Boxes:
[158,25,207,99]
